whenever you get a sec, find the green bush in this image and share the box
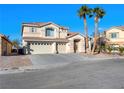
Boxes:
[106,45,113,54]
[100,45,106,52]
[118,47,124,55]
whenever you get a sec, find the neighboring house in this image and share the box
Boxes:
[105,26,124,47]
[22,22,86,54]
[0,34,12,56]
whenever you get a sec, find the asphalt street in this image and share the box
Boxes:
[0,57,124,89]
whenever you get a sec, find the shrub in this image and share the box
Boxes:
[118,47,124,55]
[106,45,113,54]
[100,45,106,52]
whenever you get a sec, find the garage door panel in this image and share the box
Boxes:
[30,42,52,54]
[57,43,66,53]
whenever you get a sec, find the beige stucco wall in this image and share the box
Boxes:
[67,34,85,53]
[0,37,12,56]
[106,28,124,45]
[23,27,42,37]
[22,24,67,39]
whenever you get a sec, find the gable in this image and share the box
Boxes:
[68,34,84,40]
[106,28,123,33]
[22,22,68,35]
[41,23,60,30]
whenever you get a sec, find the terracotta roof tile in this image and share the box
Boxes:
[105,26,124,32]
[67,32,79,38]
[0,34,12,44]
[116,26,124,30]
[22,22,68,29]
[23,37,68,42]
[22,22,51,27]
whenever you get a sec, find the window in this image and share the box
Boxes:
[45,28,54,36]
[31,27,36,32]
[110,33,119,39]
[27,42,30,45]
[32,43,34,45]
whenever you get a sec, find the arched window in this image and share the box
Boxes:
[45,28,54,37]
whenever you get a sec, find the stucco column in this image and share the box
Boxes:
[54,29,57,38]
[88,40,91,52]
[66,43,70,53]
[52,42,57,53]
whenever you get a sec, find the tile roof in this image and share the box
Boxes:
[23,37,68,42]
[22,22,68,29]
[115,26,124,30]
[67,32,79,38]
[22,22,51,27]
[0,34,12,44]
[105,26,124,32]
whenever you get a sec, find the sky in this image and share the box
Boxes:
[0,4,124,41]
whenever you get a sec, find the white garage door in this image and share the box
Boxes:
[30,42,53,54]
[57,43,66,53]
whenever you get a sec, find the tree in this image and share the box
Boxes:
[92,7,105,54]
[12,39,20,49]
[118,47,124,55]
[78,5,93,53]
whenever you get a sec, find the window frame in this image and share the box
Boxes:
[31,27,36,33]
[110,32,119,39]
[45,28,54,37]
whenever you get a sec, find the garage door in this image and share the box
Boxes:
[30,42,53,54]
[57,43,66,53]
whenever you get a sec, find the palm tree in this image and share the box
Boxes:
[78,5,92,53]
[92,7,105,54]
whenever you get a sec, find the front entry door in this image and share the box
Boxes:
[74,39,80,53]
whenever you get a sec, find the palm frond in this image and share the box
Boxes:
[93,7,106,18]
[77,5,93,19]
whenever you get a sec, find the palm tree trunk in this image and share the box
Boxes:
[92,17,98,54]
[83,15,89,53]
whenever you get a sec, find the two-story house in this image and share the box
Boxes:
[105,26,124,47]
[22,22,86,54]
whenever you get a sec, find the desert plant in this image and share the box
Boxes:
[118,47,124,55]
[100,45,106,53]
[107,45,113,54]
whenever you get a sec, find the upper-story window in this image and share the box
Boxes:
[45,28,54,37]
[31,27,36,32]
[110,32,119,39]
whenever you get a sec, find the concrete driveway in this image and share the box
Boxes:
[0,55,124,89]
[29,54,85,64]
[28,53,120,66]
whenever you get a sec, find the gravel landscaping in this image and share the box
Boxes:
[0,55,32,70]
